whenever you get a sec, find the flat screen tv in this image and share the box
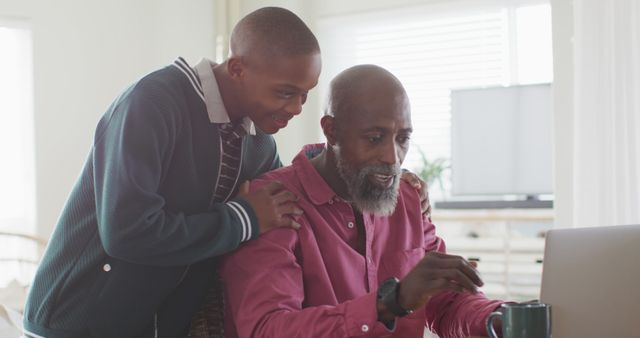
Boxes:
[450,83,553,197]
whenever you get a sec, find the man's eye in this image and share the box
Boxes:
[398,136,411,144]
[368,135,382,143]
[278,91,295,98]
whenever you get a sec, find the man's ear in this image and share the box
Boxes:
[320,115,338,146]
[227,57,245,80]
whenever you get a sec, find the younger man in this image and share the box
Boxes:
[24,7,320,338]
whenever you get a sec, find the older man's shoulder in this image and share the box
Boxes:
[250,164,302,193]
[399,180,421,200]
[395,180,422,215]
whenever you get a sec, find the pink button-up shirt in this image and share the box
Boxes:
[221,144,503,338]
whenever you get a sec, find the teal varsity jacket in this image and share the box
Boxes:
[24,58,281,338]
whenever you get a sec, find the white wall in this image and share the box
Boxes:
[0,0,216,237]
[309,0,443,17]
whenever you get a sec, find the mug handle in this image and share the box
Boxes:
[486,311,502,338]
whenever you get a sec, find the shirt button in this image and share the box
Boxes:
[328,199,334,205]
[347,222,354,229]
[361,324,369,332]
[103,264,111,272]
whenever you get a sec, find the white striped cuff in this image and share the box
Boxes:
[227,201,253,242]
[23,329,46,338]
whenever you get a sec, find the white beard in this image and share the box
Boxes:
[335,148,401,216]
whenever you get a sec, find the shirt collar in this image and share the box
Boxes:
[193,58,256,135]
[292,144,341,206]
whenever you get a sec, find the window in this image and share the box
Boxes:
[317,0,553,199]
[0,21,37,287]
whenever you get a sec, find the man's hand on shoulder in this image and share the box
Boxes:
[400,170,431,218]
[237,181,303,234]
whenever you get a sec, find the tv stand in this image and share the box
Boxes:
[434,199,553,209]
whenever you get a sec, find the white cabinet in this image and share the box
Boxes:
[431,209,553,302]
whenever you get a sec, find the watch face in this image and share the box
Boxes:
[378,278,399,300]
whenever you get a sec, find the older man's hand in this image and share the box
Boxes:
[399,252,483,311]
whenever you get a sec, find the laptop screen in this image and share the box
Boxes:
[540,224,640,338]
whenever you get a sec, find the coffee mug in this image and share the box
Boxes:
[486,303,552,338]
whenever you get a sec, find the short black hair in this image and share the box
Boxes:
[230,7,320,62]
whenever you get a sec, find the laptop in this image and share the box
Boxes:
[540,224,640,338]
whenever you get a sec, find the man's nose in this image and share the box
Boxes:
[379,141,400,165]
[285,95,304,116]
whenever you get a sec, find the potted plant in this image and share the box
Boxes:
[415,147,448,194]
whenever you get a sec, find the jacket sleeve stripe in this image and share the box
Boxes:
[227,201,250,242]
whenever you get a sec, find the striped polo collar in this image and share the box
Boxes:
[172,57,256,135]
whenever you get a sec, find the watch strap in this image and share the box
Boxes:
[380,277,413,318]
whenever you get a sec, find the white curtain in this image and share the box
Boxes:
[572,0,640,226]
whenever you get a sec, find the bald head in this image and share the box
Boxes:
[230,7,320,63]
[325,64,409,129]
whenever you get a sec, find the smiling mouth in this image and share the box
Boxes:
[371,173,395,188]
[271,115,290,127]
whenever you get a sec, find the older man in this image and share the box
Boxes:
[220,65,504,338]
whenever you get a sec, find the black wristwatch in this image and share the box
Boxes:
[377,277,413,317]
